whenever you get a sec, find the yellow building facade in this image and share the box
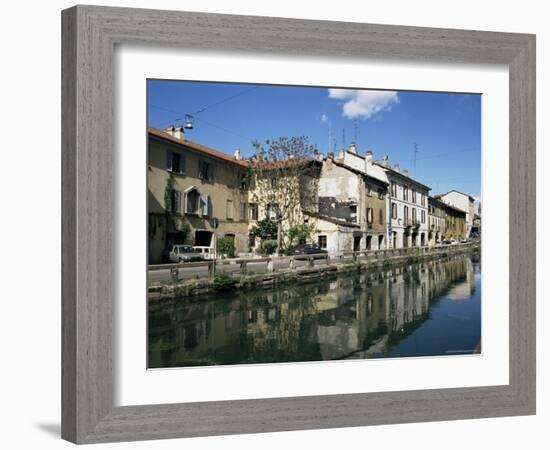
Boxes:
[148,127,250,263]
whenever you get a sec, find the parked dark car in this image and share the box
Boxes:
[292,244,328,256]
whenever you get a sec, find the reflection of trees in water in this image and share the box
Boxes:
[148,254,479,367]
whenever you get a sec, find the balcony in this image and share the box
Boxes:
[403,218,420,228]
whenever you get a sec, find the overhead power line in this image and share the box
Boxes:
[192,86,261,114]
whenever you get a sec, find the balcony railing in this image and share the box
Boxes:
[403,218,420,228]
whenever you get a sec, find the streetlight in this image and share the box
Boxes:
[185,114,194,130]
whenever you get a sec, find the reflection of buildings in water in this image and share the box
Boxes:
[148,254,478,366]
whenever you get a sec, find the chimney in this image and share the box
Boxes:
[164,125,185,140]
[234,149,242,160]
[365,150,373,163]
[402,169,409,177]
[393,164,400,173]
[382,155,389,167]
[348,142,357,154]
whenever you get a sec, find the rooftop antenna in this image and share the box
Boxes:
[353,119,358,144]
[342,128,346,148]
[328,122,332,153]
[332,138,337,152]
[413,142,419,178]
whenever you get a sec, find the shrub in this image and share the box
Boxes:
[213,274,237,291]
[259,239,278,256]
[217,236,235,258]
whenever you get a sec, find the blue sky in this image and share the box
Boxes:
[147,80,481,198]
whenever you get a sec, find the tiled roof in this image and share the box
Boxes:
[331,159,389,185]
[373,161,431,191]
[148,127,249,167]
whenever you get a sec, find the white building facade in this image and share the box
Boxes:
[373,159,430,249]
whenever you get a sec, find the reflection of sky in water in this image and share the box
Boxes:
[148,254,481,368]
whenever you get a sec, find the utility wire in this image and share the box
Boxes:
[192,86,261,114]
[149,104,256,143]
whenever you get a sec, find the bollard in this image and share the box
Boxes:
[267,258,274,273]
[170,267,179,281]
[308,256,315,267]
[208,261,216,279]
[240,260,247,275]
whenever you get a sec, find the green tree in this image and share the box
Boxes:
[285,223,317,254]
[217,236,235,258]
[250,218,278,240]
[249,136,319,255]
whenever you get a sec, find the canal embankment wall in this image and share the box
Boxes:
[148,242,480,301]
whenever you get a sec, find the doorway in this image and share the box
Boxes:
[195,230,213,247]
[354,236,362,251]
[365,235,372,251]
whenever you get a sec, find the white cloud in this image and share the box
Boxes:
[328,89,399,120]
[320,114,328,123]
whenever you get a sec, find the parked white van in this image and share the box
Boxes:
[192,246,216,260]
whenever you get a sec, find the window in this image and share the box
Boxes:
[421,194,426,206]
[267,203,278,220]
[184,189,200,214]
[404,205,409,221]
[240,172,248,190]
[366,207,373,224]
[318,235,327,249]
[249,203,258,220]
[168,190,180,213]
[270,177,278,189]
[248,233,256,249]
[378,188,384,200]
[403,186,409,201]
[391,183,397,198]
[366,184,372,197]
[350,205,358,222]
[198,160,214,181]
[421,210,426,223]
[379,209,384,225]
[412,208,417,223]
[391,202,397,219]
[412,190,416,203]
[200,194,210,216]
[240,202,248,220]
[166,151,185,174]
[226,199,234,220]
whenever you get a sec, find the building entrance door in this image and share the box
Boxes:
[195,230,213,247]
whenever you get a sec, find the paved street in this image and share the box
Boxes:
[148,256,332,282]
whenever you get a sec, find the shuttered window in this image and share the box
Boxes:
[200,194,210,216]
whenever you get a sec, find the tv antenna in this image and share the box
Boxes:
[413,142,419,178]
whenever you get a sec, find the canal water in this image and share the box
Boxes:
[148,252,481,368]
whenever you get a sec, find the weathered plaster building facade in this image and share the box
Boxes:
[428,196,447,245]
[438,190,476,238]
[148,127,250,263]
[313,147,388,253]
[442,203,467,241]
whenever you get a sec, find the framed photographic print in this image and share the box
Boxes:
[62,5,536,444]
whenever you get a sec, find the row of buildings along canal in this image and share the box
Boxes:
[148,126,481,264]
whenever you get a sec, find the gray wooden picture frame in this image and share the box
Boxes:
[61,5,536,444]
